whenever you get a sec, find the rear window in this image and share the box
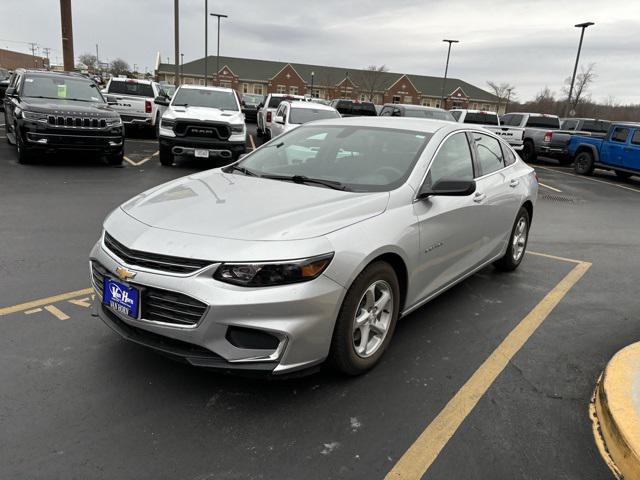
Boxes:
[463,112,499,125]
[108,80,154,97]
[403,109,455,121]
[268,96,300,108]
[335,101,377,116]
[290,107,340,124]
[525,115,560,129]
[581,120,610,134]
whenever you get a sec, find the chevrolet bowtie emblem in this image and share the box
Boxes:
[115,266,136,282]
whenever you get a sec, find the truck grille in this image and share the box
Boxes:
[103,232,212,274]
[48,115,107,128]
[174,121,230,140]
[92,261,208,327]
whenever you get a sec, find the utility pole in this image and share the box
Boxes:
[565,22,594,117]
[344,71,349,97]
[174,0,179,87]
[59,0,74,71]
[95,43,99,73]
[42,47,51,69]
[180,53,184,84]
[505,87,513,114]
[204,0,208,86]
[210,12,228,87]
[28,42,38,67]
[440,39,459,109]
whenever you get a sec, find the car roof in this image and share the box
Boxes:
[178,84,234,93]
[508,112,560,118]
[384,103,447,112]
[110,77,153,85]
[451,109,498,114]
[287,100,337,111]
[305,116,461,134]
[19,69,87,79]
[609,121,640,128]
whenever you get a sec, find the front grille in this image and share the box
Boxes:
[174,121,230,140]
[92,261,208,327]
[48,115,107,129]
[103,232,212,274]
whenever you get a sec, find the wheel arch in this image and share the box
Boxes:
[574,144,599,162]
[521,200,534,222]
[360,251,409,314]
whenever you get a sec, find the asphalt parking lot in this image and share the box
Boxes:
[1,123,639,479]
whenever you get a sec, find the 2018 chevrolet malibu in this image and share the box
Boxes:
[90,117,537,376]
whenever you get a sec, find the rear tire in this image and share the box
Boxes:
[615,170,632,180]
[494,207,530,272]
[159,144,173,166]
[521,140,536,162]
[574,151,595,176]
[329,261,400,376]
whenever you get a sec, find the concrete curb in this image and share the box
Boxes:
[590,342,640,479]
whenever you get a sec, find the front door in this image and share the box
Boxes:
[601,126,630,167]
[412,131,486,301]
[624,130,640,171]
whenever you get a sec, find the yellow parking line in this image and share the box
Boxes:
[44,304,70,320]
[539,182,562,193]
[249,134,256,151]
[0,287,93,316]
[385,258,591,480]
[527,250,585,264]
[69,297,91,308]
[536,165,640,194]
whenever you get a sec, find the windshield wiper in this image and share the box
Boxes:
[261,174,349,191]
[223,165,257,176]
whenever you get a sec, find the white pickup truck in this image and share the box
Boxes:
[450,109,524,151]
[103,78,166,131]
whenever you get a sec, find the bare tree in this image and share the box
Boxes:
[486,81,516,112]
[110,58,130,76]
[355,65,389,101]
[562,63,596,113]
[78,53,97,71]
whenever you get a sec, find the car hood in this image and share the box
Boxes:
[120,170,389,241]
[21,97,117,116]
[165,106,243,124]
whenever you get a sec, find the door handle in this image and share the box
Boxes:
[473,192,486,203]
[509,179,520,188]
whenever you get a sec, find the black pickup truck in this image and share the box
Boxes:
[0,68,10,111]
[2,69,124,164]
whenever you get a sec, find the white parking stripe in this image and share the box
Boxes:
[536,165,640,194]
[249,134,256,150]
[538,182,562,193]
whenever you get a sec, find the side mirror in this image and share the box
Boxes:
[418,179,476,199]
[154,95,169,106]
[5,87,16,97]
[275,115,285,124]
[241,100,246,107]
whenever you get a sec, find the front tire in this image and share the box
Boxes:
[16,129,34,164]
[494,207,530,272]
[106,150,124,166]
[159,144,173,166]
[574,151,595,176]
[329,262,400,375]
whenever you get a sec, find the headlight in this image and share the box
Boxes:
[213,253,334,287]
[22,111,49,122]
[105,117,122,126]
[230,123,245,134]
[161,118,176,129]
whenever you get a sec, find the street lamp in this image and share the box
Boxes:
[210,12,228,87]
[565,21,594,117]
[440,39,459,109]
[180,53,184,85]
[505,87,513,114]
[310,71,315,98]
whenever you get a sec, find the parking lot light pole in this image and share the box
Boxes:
[565,21,594,117]
[180,53,184,85]
[210,13,228,86]
[310,71,314,98]
[204,0,208,86]
[174,0,179,87]
[440,39,459,109]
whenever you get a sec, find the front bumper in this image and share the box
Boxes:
[159,135,246,159]
[90,240,345,375]
[21,122,124,152]
[120,114,152,126]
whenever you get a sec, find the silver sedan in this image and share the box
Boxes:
[90,117,538,376]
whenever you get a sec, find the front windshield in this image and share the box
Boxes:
[242,94,263,106]
[22,74,104,102]
[236,125,431,192]
[172,88,239,111]
[403,109,455,121]
[290,108,340,124]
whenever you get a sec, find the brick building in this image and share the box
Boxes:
[0,48,49,70]
[155,55,502,112]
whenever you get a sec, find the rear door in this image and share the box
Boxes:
[601,126,630,167]
[469,132,523,258]
[624,130,640,171]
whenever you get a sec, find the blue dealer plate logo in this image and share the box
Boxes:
[103,277,140,318]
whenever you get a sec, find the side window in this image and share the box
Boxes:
[380,107,392,117]
[611,127,630,143]
[501,142,517,166]
[471,133,505,176]
[450,111,462,121]
[424,133,474,188]
[631,130,640,145]
[508,114,523,127]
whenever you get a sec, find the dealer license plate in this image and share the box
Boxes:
[103,277,140,319]
[194,149,210,158]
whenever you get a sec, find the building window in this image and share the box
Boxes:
[242,83,249,94]
[404,96,412,104]
[311,89,320,98]
[360,93,367,102]
[435,102,440,108]
[482,104,490,110]
[253,84,263,95]
[290,86,298,95]
[421,98,431,107]
[392,95,401,104]
[220,81,232,89]
[199,78,205,86]
[277,84,286,94]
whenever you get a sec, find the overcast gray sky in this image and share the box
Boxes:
[2,0,640,103]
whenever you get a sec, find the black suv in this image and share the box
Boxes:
[3,69,124,164]
[329,99,377,117]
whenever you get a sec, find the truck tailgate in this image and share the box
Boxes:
[105,94,149,117]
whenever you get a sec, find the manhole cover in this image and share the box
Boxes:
[540,193,577,203]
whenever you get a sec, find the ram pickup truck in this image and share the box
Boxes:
[569,122,640,179]
[450,109,524,151]
[500,112,561,162]
[155,85,246,166]
[256,93,307,140]
[535,118,612,165]
[103,78,166,131]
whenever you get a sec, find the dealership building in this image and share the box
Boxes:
[155,55,502,112]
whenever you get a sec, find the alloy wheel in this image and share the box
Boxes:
[352,280,394,358]
[512,217,528,262]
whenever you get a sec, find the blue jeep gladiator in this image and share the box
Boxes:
[569,122,640,179]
